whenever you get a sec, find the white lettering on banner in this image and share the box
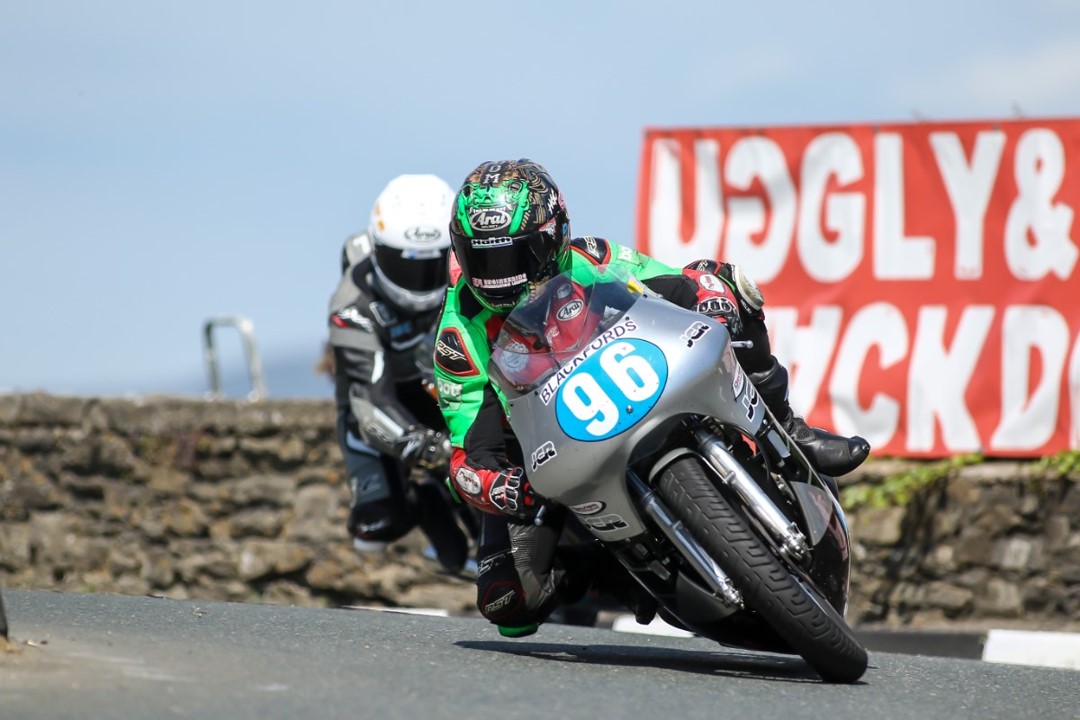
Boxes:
[768,303,1080,453]
[828,303,908,448]
[646,129,1078,284]
[648,139,723,267]
[645,122,1080,455]
[1004,130,1079,281]
[907,306,995,452]
[930,131,1005,280]
[990,306,1070,451]
[724,137,796,284]
[873,132,936,280]
[798,133,865,282]
[766,306,843,417]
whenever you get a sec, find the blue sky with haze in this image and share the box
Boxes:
[3,0,1080,398]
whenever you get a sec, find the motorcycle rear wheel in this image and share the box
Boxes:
[656,455,868,683]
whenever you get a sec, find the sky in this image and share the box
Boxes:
[3,0,1080,399]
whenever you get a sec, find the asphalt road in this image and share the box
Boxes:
[1,590,1077,720]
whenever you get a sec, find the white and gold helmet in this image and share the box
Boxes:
[368,174,454,312]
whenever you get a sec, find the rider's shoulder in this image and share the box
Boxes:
[567,235,616,265]
[443,278,479,319]
[434,312,487,380]
[567,236,643,267]
[340,232,373,272]
[329,253,376,310]
[327,274,385,339]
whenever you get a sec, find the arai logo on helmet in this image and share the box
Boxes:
[469,208,512,230]
[404,225,443,244]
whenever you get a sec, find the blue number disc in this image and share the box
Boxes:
[555,339,668,442]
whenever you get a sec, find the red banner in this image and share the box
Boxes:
[636,119,1080,457]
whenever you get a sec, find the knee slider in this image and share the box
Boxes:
[478,581,534,625]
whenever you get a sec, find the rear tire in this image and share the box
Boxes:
[657,456,868,683]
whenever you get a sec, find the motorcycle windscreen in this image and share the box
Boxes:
[489,264,644,399]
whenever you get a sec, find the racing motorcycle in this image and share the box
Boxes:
[488,264,868,683]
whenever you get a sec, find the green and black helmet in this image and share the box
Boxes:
[450,159,570,313]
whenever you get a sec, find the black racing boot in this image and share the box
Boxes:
[782,414,870,477]
[749,360,870,477]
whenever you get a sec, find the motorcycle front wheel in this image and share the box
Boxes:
[656,455,868,683]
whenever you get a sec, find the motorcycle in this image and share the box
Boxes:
[488,264,868,683]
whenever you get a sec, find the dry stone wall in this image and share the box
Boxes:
[844,459,1079,630]
[0,394,475,613]
[1,393,1077,631]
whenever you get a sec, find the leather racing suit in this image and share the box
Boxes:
[329,233,471,571]
[433,236,760,628]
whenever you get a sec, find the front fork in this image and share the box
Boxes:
[626,467,743,610]
[691,427,812,562]
[624,416,817,610]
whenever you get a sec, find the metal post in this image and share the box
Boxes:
[202,315,268,402]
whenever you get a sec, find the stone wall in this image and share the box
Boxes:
[0,394,475,613]
[1,393,1077,631]
[844,459,1079,630]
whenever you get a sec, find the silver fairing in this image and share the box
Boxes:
[504,295,764,541]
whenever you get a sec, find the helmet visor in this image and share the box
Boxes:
[374,244,450,293]
[462,229,559,309]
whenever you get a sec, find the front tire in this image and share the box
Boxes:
[656,456,868,683]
